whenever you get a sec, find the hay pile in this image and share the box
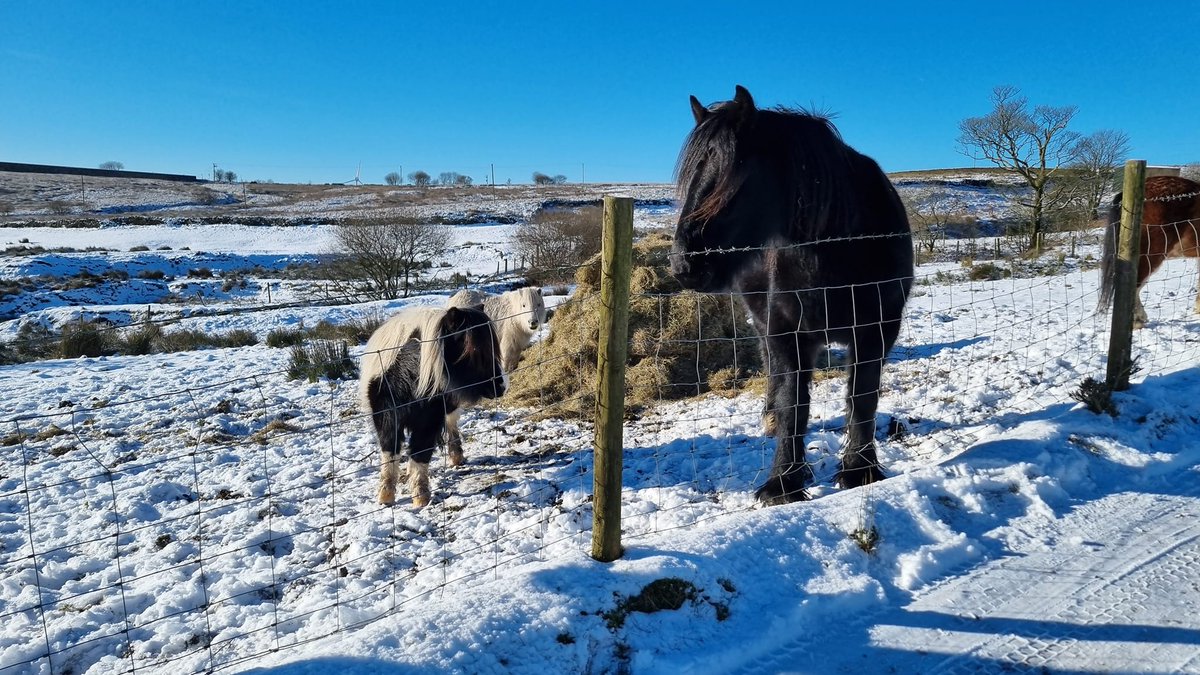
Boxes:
[506,232,762,418]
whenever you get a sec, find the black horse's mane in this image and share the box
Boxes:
[676,105,861,241]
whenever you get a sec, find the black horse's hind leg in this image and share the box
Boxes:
[837,334,889,489]
[755,333,820,505]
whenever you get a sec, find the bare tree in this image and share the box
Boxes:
[408,170,431,187]
[454,174,473,186]
[552,175,568,185]
[384,172,401,186]
[1073,129,1131,219]
[331,218,452,299]
[902,190,976,254]
[513,206,602,281]
[98,161,124,171]
[532,172,554,186]
[958,85,1081,249]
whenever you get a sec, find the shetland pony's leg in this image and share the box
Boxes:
[366,373,406,505]
[405,416,444,508]
[370,397,404,505]
[379,449,402,505]
[755,333,819,505]
[445,408,465,466]
[406,460,430,508]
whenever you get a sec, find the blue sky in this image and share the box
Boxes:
[2,2,1197,185]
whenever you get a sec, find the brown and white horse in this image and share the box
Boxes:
[1100,175,1200,328]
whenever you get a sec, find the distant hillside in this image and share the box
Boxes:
[0,166,1042,232]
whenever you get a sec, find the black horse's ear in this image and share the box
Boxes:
[733,85,755,110]
[690,95,709,125]
[732,85,756,128]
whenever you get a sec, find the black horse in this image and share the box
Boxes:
[670,86,913,505]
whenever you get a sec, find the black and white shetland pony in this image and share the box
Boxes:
[359,306,506,507]
[670,86,913,505]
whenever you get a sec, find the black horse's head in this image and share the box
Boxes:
[670,85,791,292]
[440,306,506,403]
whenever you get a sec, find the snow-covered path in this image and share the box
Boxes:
[737,485,1200,674]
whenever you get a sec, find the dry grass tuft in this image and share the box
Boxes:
[505,232,761,418]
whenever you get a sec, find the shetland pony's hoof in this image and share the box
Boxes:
[835,464,887,490]
[754,475,810,506]
[447,448,465,467]
[378,485,397,505]
[410,492,431,508]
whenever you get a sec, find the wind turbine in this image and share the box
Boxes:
[347,163,362,186]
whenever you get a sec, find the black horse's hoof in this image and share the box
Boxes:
[754,478,810,506]
[835,463,887,490]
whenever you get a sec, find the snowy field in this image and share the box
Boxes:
[3,185,1200,674]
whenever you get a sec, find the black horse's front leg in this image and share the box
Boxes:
[755,333,818,505]
[837,337,888,489]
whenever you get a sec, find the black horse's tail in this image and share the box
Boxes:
[1097,192,1122,313]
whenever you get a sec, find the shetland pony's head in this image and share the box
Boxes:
[506,286,547,332]
[439,306,507,404]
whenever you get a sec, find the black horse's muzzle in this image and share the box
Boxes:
[669,246,712,291]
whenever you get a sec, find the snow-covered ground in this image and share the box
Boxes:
[3,181,1200,675]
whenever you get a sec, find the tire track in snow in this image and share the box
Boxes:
[735,488,1200,674]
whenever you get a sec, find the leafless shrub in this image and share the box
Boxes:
[513,206,602,283]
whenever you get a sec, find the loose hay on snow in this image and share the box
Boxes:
[505,232,763,419]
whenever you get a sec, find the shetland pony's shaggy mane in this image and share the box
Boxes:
[359,308,450,408]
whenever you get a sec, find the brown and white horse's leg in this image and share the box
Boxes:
[1194,258,1200,315]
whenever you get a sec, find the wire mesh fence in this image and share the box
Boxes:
[2,180,1199,674]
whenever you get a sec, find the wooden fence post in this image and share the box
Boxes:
[592,195,633,562]
[1106,159,1146,392]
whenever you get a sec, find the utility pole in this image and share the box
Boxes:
[582,162,586,184]
[212,163,218,182]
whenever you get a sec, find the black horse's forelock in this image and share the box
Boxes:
[676,105,857,241]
